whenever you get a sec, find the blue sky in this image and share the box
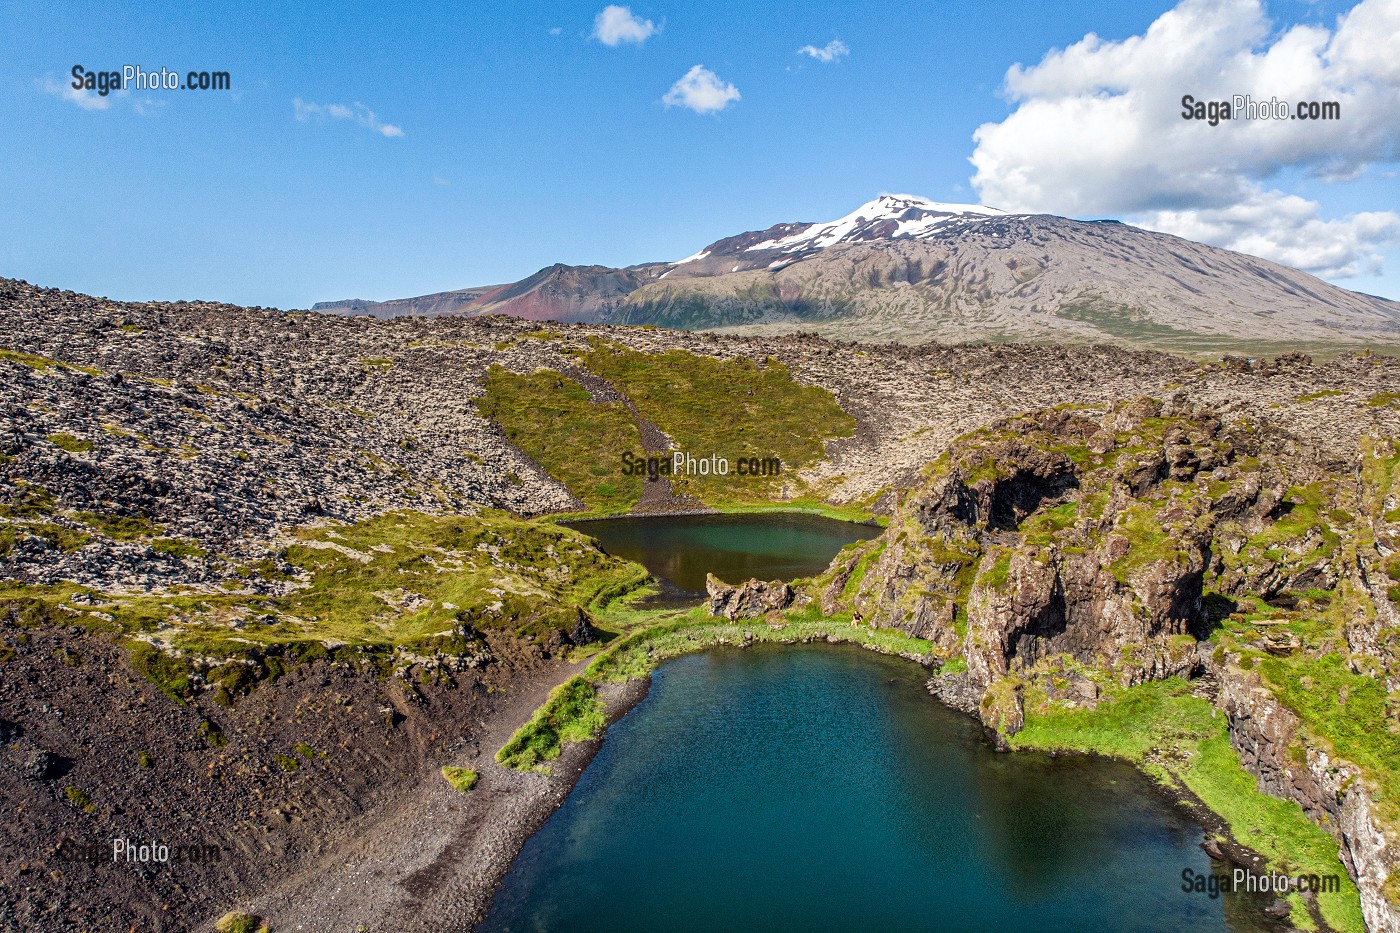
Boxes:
[2,0,1396,308]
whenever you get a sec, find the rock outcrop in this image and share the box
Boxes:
[705,574,794,620]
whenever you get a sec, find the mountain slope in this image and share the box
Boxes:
[313,195,1400,353]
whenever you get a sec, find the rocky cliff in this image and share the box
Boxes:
[822,396,1400,931]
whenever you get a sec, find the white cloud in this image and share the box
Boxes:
[969,0,1400,279]
[433,174,451,187]
[1141,190,1400,277]
[40,75,114,111]
[549,26,563,36]
[798,39,849,63]
[293,98,404,138]
[663,64,740,114]
[592,5,657,46]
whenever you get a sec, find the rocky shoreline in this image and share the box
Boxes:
[246,667,651,932]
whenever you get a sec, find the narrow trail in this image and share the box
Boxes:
[559,363,708,515]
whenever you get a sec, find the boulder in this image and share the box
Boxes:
[705,574,794,620]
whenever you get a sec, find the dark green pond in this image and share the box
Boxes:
[563,512,878,595]
[482,646,1278,933]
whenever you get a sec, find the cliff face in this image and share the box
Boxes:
[835,399,1269,687]
[1220,668,1399,933]
[824,398,1400,931]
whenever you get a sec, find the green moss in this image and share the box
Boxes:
[273,753,300,773]
[265,510,647,646]
[495,677,606,772]
[441,766,479,792]
[0,348,101,376]
[64,786,95,813]
[128,641,197,701]
[1012,678,1366,932]
[1,522,90,553]
[479,366,645,513]
[1109,504,1181,583]
[150,537,207,559]
[214,910,268,933]
[938,656,968,675]
[294,742,317,760]
[0,482,56,519]
[980,551,1012,590]
[1261,653,1400,830]
[137,750,154,768]
[1295,390,1345,402]
[198,717,227,748]
[46,432,94,453]
[1020,501,1079,544]
[579,342,855,502]
[73,511,164,540]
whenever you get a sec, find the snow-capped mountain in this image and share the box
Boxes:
[313,195,1400,353]
[666,195,1009,275]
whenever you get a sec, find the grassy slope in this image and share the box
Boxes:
[477,366,644,513]
[579,341,857,503]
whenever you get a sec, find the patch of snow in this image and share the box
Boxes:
[745,194,1007,254]
[672,249,710,265]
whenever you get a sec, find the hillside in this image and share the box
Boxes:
[313,195,1400,355]
[2,276,1400,931]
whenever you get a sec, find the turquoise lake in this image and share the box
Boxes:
[482,645,1277,932]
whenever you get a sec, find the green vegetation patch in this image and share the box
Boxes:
[0,522,90,555]
[214,911,269,933]
[1261,653,1400,830]
[72,511,164,540]
[1013,677,1365,932]
[495,677,606,772]
[63,786,93,810]
[150,537,207,559]
[441,766,479,792]
[580,341,856,502]
[0,511,651,707]
[128,640,198,701]
[479,366,644,513]
[1109,503,1183,583]
[270,510,646,646]
[0,348,101,376]
[46,433,94,454]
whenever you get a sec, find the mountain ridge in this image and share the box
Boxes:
[312,195,1400,353]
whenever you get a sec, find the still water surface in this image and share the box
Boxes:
[563,513,878,594]
[483,646,1272,932]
